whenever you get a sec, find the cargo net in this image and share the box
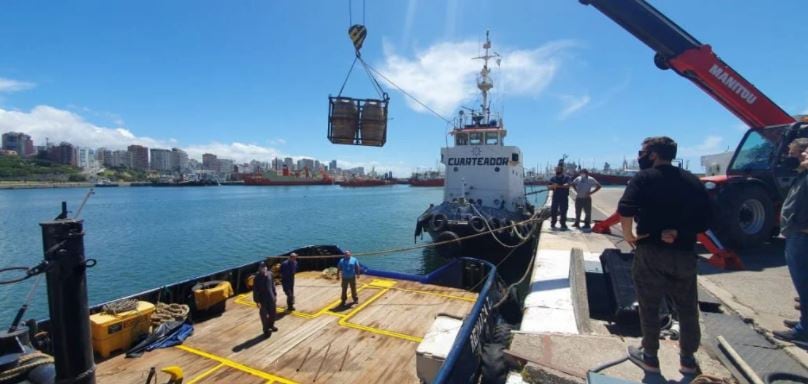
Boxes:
[328,96,389,147]
[102,298,138,315]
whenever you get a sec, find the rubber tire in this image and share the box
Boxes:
[480,324,514,384]
[435,231,461,257]
[470,216,487,233]
[430,213,448,232]
[714,185,774,249]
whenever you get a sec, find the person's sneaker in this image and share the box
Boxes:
[339,301,346,307]
[573,223,580,228]
[773,328,808,343]
[560,225,569,231]
[353,299,359,305]
[679,355,701,375]
[550,223,557,229]
[627,346,660,373]
[287,306,295,312]
[583,224,591,229]
[784,319,800,328]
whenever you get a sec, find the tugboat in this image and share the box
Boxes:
[414,32,537,259]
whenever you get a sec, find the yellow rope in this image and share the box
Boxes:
[0,352,54,383]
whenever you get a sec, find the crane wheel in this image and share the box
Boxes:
[714,185,774,249]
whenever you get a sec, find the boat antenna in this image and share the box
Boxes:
[473,30,500,124]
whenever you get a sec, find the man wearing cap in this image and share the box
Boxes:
[337,250,361,306]
[280,253,298,312]
[253,262,278,337]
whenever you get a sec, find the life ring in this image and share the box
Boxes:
[430,214,448,232]
[469,216,487,233]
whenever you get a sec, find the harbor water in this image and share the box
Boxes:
[0,184,547,322]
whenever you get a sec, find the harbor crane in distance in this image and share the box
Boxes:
[582,0,808,255]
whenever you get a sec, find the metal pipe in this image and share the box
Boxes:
[717,335,763,384]
[41,213,95,384]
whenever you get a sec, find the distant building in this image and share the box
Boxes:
[284,157,294,171]
[701,151,734,176]
[202,153,218,170]
[77,148,97,170]
[171,148,188,171]
[150,148,173,171]
[48,142,77,166]
[2,132,35,157]
[217,159,234,173]
[128,145,149,171]
[110,150,131,168]
[329,160,337,172]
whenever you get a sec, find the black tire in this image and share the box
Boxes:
[430,214,448,232]
[480,323,515,384]
[435,231,461,257]
[714,185,775,249]
[470,216,487,233]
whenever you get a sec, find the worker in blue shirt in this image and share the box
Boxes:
[280,253,298,312]
[337,250,361,306]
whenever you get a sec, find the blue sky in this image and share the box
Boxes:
[1,0,806,176]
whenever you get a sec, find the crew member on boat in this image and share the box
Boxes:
[253,262,278,337]
[337,250,361,306]
[280,253,298,312]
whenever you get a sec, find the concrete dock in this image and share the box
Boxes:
[508,186,808,383]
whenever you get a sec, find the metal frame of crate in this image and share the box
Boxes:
[328,95,389,147]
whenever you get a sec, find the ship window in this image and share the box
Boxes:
[455,133,468,146]
[485,132,499,145]
[494,167,500,172]
[453,167,458,172]
[469,132,482,145]
[511,153,519,162]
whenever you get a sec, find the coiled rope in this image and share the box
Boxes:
[0,351,54,383]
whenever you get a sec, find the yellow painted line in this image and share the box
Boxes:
[368,279,397,288]
[389,287,476,302]
[339,288,424,343]
[186,363,224,384]
[176,345,298,384]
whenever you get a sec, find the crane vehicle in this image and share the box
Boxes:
[582,0,808,249]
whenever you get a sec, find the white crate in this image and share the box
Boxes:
[415,314,464,384]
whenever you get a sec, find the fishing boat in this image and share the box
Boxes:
[414,32,538,260]
[243,166,334,186]
[337,177,393,187]
[0,208,507,384]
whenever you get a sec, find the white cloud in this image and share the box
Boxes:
[680,135,724,157]
[558,94,591,120]
[0,105,415,175]
[268,138,287,146]
[0,77,35,93]
[377,39,577,116]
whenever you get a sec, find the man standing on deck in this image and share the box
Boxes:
[253,262,278,337]
[337,250,361,307]
[571,169,602,229]
[773,138,808,343]
[280,253,298,312]
[618,136,711,374]
[549,166,572,230]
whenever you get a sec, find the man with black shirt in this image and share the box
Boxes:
[618,136,712,375]
[549,166,572,230]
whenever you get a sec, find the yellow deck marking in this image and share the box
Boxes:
[232,280,474,344]
[176,345,298,384]
[368,279,397,288]
[186,363,224,384]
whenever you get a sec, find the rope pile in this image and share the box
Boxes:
[0,351,54,383]
[322,267,339,280]
[150,302,190,326]
[691,375,738,384]
[102,299,138,315]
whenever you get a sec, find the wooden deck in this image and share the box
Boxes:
[95,271,477,383]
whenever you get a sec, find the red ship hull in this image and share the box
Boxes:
[243,176,333,186]
[409,178,444,187]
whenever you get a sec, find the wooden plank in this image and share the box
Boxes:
[96,347,218,384]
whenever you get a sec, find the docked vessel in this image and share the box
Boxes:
[414,32,537,260]
[337,177,393,187]
[588,171,633,186]
[409,171,444,187]
[243,166,334,186]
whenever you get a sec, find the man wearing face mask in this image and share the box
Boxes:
[773,138,808,343]
[617,136,712,374]
[549,166,572,230]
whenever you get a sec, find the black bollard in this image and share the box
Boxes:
[40,212,95,384]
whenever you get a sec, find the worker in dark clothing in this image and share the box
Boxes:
[280,253,298,312]
[253,262,278,337]
[773,138,808,343]
[618,136,712,375]
[549,166,572,230]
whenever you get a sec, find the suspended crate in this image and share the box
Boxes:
[328,95,389,147]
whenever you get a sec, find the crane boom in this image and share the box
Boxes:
[581,0,795,128]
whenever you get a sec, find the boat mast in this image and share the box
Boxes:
[474,31,499,124]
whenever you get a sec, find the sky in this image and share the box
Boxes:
[1,1,807,177]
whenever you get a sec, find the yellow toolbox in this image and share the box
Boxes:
[90,301,155,358]
[193,280,233,312]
